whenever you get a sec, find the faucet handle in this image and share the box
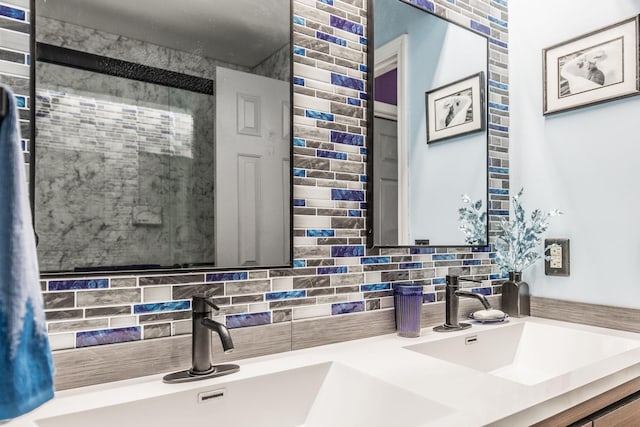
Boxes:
[192,295,221,313]
[203,297,220,311]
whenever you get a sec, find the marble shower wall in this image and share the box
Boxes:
[35,63,216,271]
[31,0,510,351]
[34,17,290,271]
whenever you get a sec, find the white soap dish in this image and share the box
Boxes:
[468,309,509,323]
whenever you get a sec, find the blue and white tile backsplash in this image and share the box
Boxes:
[3,0,510,350]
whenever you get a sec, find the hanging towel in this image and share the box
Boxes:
[0,85,54,421]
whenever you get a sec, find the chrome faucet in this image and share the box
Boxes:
[433,275,489,332]
[163,295,240,383]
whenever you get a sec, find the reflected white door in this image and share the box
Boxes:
[373,116,398,245]
[215,67,290,266]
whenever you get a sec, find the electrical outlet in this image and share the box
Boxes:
[545,238,570,276]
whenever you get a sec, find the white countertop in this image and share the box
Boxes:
[6,316,640,426]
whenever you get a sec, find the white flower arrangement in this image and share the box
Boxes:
[458,195,487,246]
[494,188,562,274]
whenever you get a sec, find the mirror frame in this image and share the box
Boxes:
[29,0,295,276]
[365,0,490,250]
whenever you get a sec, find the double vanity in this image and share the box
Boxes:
[8,317,640,427]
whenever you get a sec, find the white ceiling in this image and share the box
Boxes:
[37,0,290,68]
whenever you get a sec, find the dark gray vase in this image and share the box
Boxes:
[501,271,530,317]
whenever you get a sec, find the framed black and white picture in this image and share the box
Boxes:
[543,16,640,115]
[425,72,485,144]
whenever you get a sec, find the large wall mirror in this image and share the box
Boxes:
[33,0,292,273]
[368,0,488,248]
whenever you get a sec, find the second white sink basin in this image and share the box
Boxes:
[406,321,640,385]
[36,361,452,427]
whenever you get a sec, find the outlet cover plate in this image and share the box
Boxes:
[545,238,570,276]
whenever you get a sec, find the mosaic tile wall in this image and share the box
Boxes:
[9,0,509,351]
[0,0,31,169]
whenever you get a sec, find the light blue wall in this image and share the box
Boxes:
[374,0,486,244]
[510,0,640,308]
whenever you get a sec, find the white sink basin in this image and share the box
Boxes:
[406,321,640,385]
[36,362,451,427]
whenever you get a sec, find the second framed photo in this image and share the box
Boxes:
[425,72,485,144]
[543,16,640,115]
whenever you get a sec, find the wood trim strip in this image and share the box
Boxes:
[531,297,640,333]
[53,322,292,390]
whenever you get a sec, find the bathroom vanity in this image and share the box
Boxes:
[6,317,640,427]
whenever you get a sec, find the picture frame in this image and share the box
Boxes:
[543,16,640,115]
[425,72,485,144]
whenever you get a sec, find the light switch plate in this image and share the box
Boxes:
[544,238,570,276]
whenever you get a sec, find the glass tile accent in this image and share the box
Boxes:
[306,110,335,121]
[331,301,364,315]
[293,198,306,206]
[432,254,457,261]
[470,20,491,35]
[361,256,391,264]
[489,209,509,216]
[489,188,509,194]
[318,0,334,5]
[463,260,482,266]
[293,46,306,56]
[206,272,248,282]
[293,168,306,177]
[330,73,364,91]
[489,102,509,111]
[489,166,509,174]
[226,312,271,328]
[317,266,348,275]
[133,300,190,314]
[293,15,305,25]
[331,189,365,201]
[359,37,367,45]
[348,210,361,217]
[488,15,508,27]
[265,290,306,301]
[347,97,361,106]
[490,38,508,48]
[423,293,436,303]
[329,15,363,35]
[293,76,305,86]
[48,279,109,291]
[408,0,435,12]
[432,277,446,285]
[489,124,509,132]
[360,283,390,292]
[294,259,307,268]
[410,247,436,254]
[306,229,335,237]
[76,326,141,348]
[399,262,422,269]
[15,95,26,108]
[293,137,306,146]
[317,149,346,160]
[472,287,492,296]
[0,5,26,21]
[316,31,347,47]
[489,80,509,90]
[359,64,367,72]
[331,245,364,257]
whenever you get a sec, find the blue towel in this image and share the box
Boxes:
[0,85,54,421]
